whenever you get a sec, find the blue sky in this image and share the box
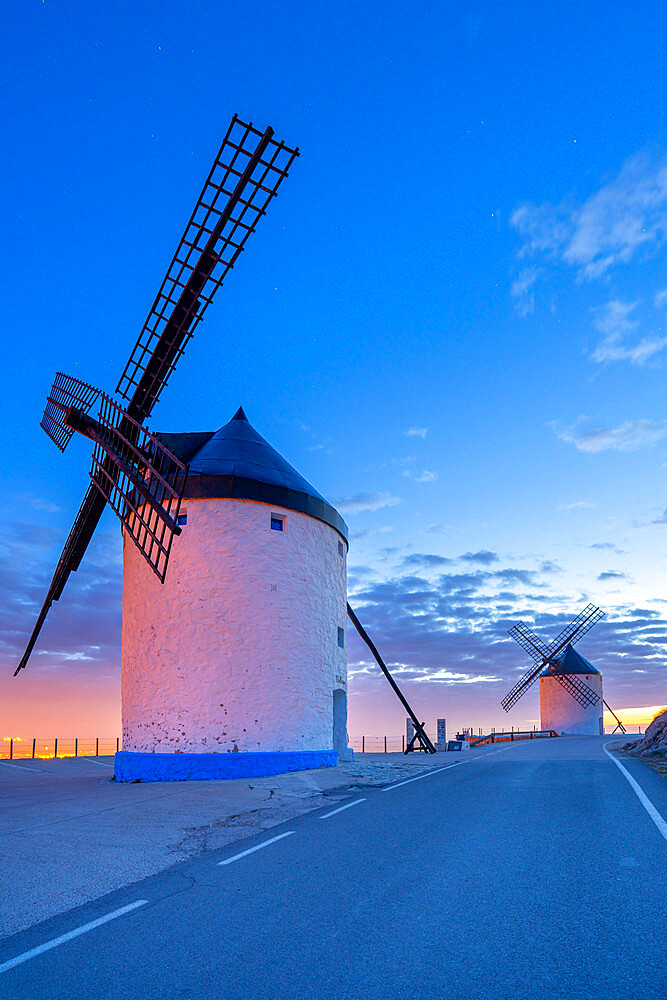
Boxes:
[2,0,667,738]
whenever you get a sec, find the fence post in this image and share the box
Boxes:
[32,738,36,759]
[116,737,120,752]
[362,735,365,753]
[96,737,99,756]
[75,738,78,757]
[384,736,387,753]
[402,734,405,752]
[54,738,58,758]
[9,739,13,760]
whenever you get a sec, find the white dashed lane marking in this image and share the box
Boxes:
[217,831,295,865]
[382,744,515,791]
[0,901,149,974]
[0,761,52,775]
[319,798,366,819]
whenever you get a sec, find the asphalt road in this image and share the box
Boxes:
[1,736,665,1000]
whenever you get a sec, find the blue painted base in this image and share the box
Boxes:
[114,749,339,783]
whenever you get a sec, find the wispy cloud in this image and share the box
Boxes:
[402,553,454,570]
[557,500,596,511]
[598,570,628,581]
[512,150,667,280]
[510,267,540,316]
[412,668,501,684]
[334,491,402,515]
[591,298,667,365]
[558,417,667,453]
[459,550,499,565]
[30,498,64,514]
[403,469,438,483]
[655,288,667,309]
[405,427,428,439]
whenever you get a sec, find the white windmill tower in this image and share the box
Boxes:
[120,406,350,779]
[538,644,603,735]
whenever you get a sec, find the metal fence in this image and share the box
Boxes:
[350,723,645,753]
[1,723,647,761]
[0,738,120,760]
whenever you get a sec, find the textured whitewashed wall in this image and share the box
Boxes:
[122,499,347,753]
[539,674,604,735]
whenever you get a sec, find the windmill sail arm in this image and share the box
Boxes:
[116,115,299,421]
[41,372,102,452]
[501,661,544,711]
[544,603,605,661]
[85,394,189,583]
[508,622,550,661]
[552,672,599,707]
[14,484,106,675]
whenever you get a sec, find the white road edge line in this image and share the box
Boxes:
[0,900,149,975]
[0,761,51,774]
[382,744,514,792]
[319,798,366,819]
[603,743,667,843]
[217,831,295,865]
[77,758,114,767]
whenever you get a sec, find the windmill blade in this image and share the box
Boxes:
[16,397,188,673]
[544,603,604,661]
[14,484,107,674]
[41,372,102,452]
[501,661,545,712]
[508,621,550,662]
[82,394,188,582]
[116,115,299,421]
[552,672,600,708]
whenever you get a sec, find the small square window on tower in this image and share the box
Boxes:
[338,540,345,557]
[337,627,345,649]
[270,514,285,532]
[177,513,187,527]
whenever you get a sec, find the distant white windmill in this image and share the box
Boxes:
[502,604,625,735]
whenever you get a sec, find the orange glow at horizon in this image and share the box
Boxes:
[603,705,665,726]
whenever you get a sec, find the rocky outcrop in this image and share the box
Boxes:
[620,708,667,757]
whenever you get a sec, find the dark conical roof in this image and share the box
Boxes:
[156,408,348,542]
[541,644,601,677]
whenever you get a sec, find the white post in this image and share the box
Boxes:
[406,717,414,746]
[436,718,447,751]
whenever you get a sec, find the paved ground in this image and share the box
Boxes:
[0,748,446,937]
[1,736,665,999]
